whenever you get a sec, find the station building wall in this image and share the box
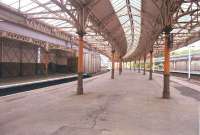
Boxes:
[0,38,102,78]
[0,38,77,78]
[0,38,39,77]
[83,51,101,74]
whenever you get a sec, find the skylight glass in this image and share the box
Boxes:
[0,0,113,57]
[110,0,141,56]
[155,1,200,56]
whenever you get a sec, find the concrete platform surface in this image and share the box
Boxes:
[0,70,199,135]
[0,74,74,86]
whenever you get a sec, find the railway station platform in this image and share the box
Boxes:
[0,70,199,135]
[0,74,72,86]
[0,72,103,96]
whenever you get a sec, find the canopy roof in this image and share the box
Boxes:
[153,0,200,57]
[0,0,199,60]
[67,0,128,57]
[110,0,141,58]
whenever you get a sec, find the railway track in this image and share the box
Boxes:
[154,70,200,81]
[0,71,108,97]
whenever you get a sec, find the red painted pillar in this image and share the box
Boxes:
[163,26,171,99]
[77,33,84,95]
[111,50,115,79]
[143,54,146,75]
[119,57,122,75]
[138,58,141,73]
[149,50,153,80]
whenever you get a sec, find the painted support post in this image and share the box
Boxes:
[83,52,85,73]
[119,57,122,75]
[149,50,153,80]
[130,61,131,70]
[134,60,136,71]
[93,53,95,73]
[163,26,171,99]
[91,53,94,73]
[35,47,39,75]
[111,49,115,79]
[87,53,90,73]
[77,33,84,95]
[143,54,146,75]
[44,50,49,76]
[138,58,141,73]
[94,53,96,73]
[76,7,88,95]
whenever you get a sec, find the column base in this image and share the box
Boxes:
[163,74,170,99]
[77,72,83,95]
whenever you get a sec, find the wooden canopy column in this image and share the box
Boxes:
[77,32,85,95]
[138,57,141,73]
[119,57,122,75]
[163,26,171,99]
[76,7,89,95]
[111,49,115,79]
[44,50,49,76]
[35,47,39,75]
[143,54,146,75]
[149,50,153,80]
[91,53,94,73]
[129,61,131,70]
[134,59,136,71]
